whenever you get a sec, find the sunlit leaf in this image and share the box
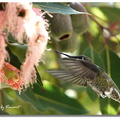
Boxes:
[99,6,120,22]
[99,98,119,115]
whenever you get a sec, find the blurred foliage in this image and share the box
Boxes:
[0,2,120,115]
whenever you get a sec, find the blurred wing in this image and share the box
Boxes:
[47,70,87,86]
[58,58,99,81]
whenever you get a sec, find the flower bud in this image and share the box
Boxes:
[46,13,73,41]
[53,32,79,52]
[69,2,90,35]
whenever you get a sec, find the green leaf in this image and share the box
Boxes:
[33,2,88,15]
[2,89,42,115]
[35,66,43,87]
[16,87,44,112]
[99,49,120,115]
[8,43,27,63]
[90,6,120,23]
[33,82,88,114]
[18,82,88,114]
[6,47,21,69]
[99,6,120,22]
[99,98,119,115]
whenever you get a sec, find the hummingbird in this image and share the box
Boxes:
[47,51,120,103]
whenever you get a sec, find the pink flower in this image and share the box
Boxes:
[20,4,49,87]
[0,2,49,90]
[0,9,7,33]
[0,35,8,69]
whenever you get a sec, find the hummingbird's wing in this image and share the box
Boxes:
[58,58,99,81]
[47,58,99,86]
[47,70,88,86]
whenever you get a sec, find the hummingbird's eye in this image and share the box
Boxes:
[81,56,92,62]
[82,56,86,61]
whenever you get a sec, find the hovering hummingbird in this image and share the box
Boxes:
[48,51,120,103]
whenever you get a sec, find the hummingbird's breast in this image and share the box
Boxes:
[88,75,109,98]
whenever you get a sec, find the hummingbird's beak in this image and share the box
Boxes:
[54,50,71,57]
[54,50,83,59]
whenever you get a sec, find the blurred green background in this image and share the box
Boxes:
[0,2,120,115]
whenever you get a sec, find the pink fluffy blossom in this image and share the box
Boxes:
[0,35,8,69]
[0,2,49,90]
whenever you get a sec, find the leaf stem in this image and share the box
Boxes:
[105,45,111,76]
[0,89,5,111]
[90,45,94,63]
[87,33,94,63]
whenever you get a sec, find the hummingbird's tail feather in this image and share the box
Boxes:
[47,70,88,86]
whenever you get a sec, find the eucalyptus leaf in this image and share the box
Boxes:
[99,6,120,22]
[33,2,88,15]
[32,82,88,114]
[16,87,44,112]
[18,82,88,114]
[99,98,119,115]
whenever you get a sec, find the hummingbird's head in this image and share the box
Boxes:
[54,50,92,63]
[75,55,92,63]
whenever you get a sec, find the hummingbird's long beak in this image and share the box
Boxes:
[54,50,83,59]
[54,50,71,57]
